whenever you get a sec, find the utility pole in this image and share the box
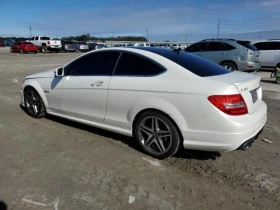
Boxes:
[185,34,188,42]
[146,28,149,41]
[259,34,261,40]
[29,26,32,38]
[113,32,114,41]
[217,18,220,39]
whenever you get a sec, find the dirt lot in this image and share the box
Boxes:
[0,47,279,210]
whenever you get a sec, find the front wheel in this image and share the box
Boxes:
[221,62,237,71]
[24,87,46,118]
[135,111,181,159]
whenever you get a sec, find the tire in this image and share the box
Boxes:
[24,87,46,118]
[221,62,237,71]
[41,46,47,53]
[276,78,280,84]
[134,111,181,159]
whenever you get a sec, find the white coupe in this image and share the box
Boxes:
[22,47,267,158]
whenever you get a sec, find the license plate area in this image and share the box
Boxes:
[250,87,260,103]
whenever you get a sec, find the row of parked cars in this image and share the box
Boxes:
[9,36,108,54]
[184,38,280,71]
[6,35,280,71]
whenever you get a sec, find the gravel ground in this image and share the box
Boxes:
[0,47,279,210]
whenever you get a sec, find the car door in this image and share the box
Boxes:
[14,42,20,52]
[202,42,225,64]
[255,42,280,67]
[185,42,207,58]
[49,51,120,122]
[105,52,166,129]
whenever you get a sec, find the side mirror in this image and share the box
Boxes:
[54,67,64,77]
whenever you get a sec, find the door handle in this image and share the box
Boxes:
[91,81,103,87]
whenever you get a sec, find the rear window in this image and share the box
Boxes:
[24,42,33,45]
[65,41,73,44]
[40,37,50,40]
[237,41,258,51]
[136,48,230,77]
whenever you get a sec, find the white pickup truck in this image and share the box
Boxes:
[29,36,62,53]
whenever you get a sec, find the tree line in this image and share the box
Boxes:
[0,33,148,42]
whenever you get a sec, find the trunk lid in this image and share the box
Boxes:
[208,72,262,114]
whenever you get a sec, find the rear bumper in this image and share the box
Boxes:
[238,61,261,71]
[172,101,267,152]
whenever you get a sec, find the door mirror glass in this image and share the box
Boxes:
[54,67,64,77]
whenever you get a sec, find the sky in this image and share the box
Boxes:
[0,0,280,41]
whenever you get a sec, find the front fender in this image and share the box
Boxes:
[22,79,49,108]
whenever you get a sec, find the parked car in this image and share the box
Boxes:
[185,39,260,71]
[171,43,187,50]
[133,43,150,47]
[74,41,89,52]
[29,36,62,53]
[0,41,5,47]
[21,47,266,159]
[5,39,15,46]
[61,40,76,52]
[10,41,38,53]
[252,40,280,69]
[88,42,107,51]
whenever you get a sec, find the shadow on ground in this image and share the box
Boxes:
[20,104,222,161]
[0,201,7,210]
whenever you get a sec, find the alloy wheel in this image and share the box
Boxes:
[25,89,41,115]
[137,116,173,155]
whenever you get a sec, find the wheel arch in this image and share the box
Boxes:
[131,108,184,142]
[23,80,49,108]
[220,60,238,69]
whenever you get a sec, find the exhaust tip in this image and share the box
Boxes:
[237,137,255,150]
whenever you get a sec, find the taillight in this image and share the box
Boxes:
[244,49,255,55]
[208,94,248,116]
[48,41,50,44]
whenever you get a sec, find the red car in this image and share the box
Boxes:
[10,41,38,53]
[0,42,5,47]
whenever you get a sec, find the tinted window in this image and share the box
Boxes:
[185,42,207,52]
[223,43,236,50]
[35,37,38,40]
[237,41,258,51]
[134,47,230,77]
[206,42,221,51]
[114,52,165,76]
[266,42,280,50]
[41,37,50,40]
[253,42,267,50]
[24,42,32,45]
[65,51,120,76]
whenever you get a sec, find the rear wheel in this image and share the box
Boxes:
[41,46,47,53]
[135,111,181,159]
[24,87,46,118]
[221,62,237,71]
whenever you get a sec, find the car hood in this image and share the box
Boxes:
[26,69,55,79]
